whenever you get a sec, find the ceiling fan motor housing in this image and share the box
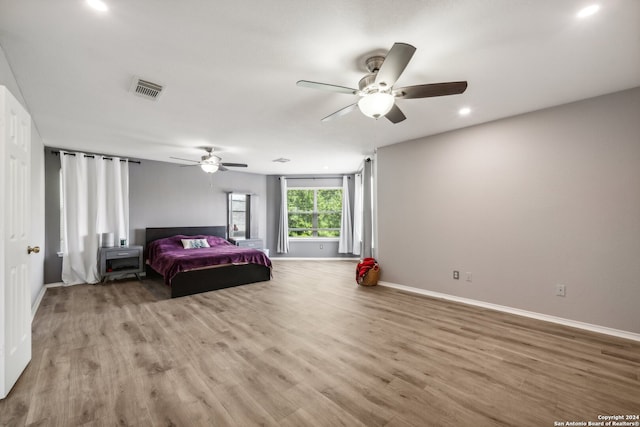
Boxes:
[358,74,377,93]
[360,55,390,94]
[201,154,221,164]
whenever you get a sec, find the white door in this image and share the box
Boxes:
[0,86,32,399]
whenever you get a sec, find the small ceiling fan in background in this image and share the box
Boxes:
[297,42,468,123]
[170,147,248,173]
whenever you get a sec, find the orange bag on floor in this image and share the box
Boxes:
[356,258,379,286]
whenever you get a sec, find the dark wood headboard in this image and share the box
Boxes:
[145,226,227,248]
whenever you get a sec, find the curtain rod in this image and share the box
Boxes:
[279,176,350,180]
[51,150,141,164]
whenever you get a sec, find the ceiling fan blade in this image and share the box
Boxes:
[374,43,416,89]
[297,80,358,95]
[179,164,201,167]
[170,156,199,163]
[221,162,248,168]
[395,81,468,99]
[385,103,407,124]
[321,102,359,122]
[218,165,229,172]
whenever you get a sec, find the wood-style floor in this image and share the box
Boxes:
[1,261,639,426]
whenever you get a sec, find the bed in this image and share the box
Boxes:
[145,226,271,298]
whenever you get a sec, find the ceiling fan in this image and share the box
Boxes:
[170,147,248,173]
[297,42,468,124]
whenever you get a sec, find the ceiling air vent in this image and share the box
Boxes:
[130,77,164,101]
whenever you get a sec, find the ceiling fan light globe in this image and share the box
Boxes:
[358,92,395,119]
[200,163,219,173]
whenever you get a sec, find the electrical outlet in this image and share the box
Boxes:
[466,272,473,282]
[453,271,459,280]
[556,284,566,297]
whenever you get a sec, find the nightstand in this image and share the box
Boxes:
[98,245,143,282]
[228,238,263,249]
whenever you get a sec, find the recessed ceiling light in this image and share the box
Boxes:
[87,0,108,12]
[577,4,599,18]
[459,107,471,116]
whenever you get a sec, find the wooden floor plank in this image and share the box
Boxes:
[0,260,638,426]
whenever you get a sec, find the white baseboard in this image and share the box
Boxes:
[31,282,64,321]
[31,287,47,321]
[378,281,640,342]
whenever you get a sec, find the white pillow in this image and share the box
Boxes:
[181,238,210,249]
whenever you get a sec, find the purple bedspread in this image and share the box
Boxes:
[147,235,272,285]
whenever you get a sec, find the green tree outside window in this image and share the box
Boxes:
[288,188,342,237]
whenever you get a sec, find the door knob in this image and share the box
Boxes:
[27,246,40,254]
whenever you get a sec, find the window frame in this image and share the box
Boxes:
[287,186,342,240]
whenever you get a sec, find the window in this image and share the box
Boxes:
[288,187,342,238]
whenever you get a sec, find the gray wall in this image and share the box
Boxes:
[129,159,267,247]
[266,175,356,258]
[44,149,62,283]
[0,45,45,306]
[377,87,640,334]
[43,156,267,283]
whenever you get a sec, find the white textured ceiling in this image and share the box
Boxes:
[0,0,638,174]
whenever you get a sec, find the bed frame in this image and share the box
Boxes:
[145,226,271,298]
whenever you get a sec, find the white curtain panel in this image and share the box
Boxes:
[352,173,363,256]
[61,152,129,285]
[338,175,353,253]
[276,176,289,253]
